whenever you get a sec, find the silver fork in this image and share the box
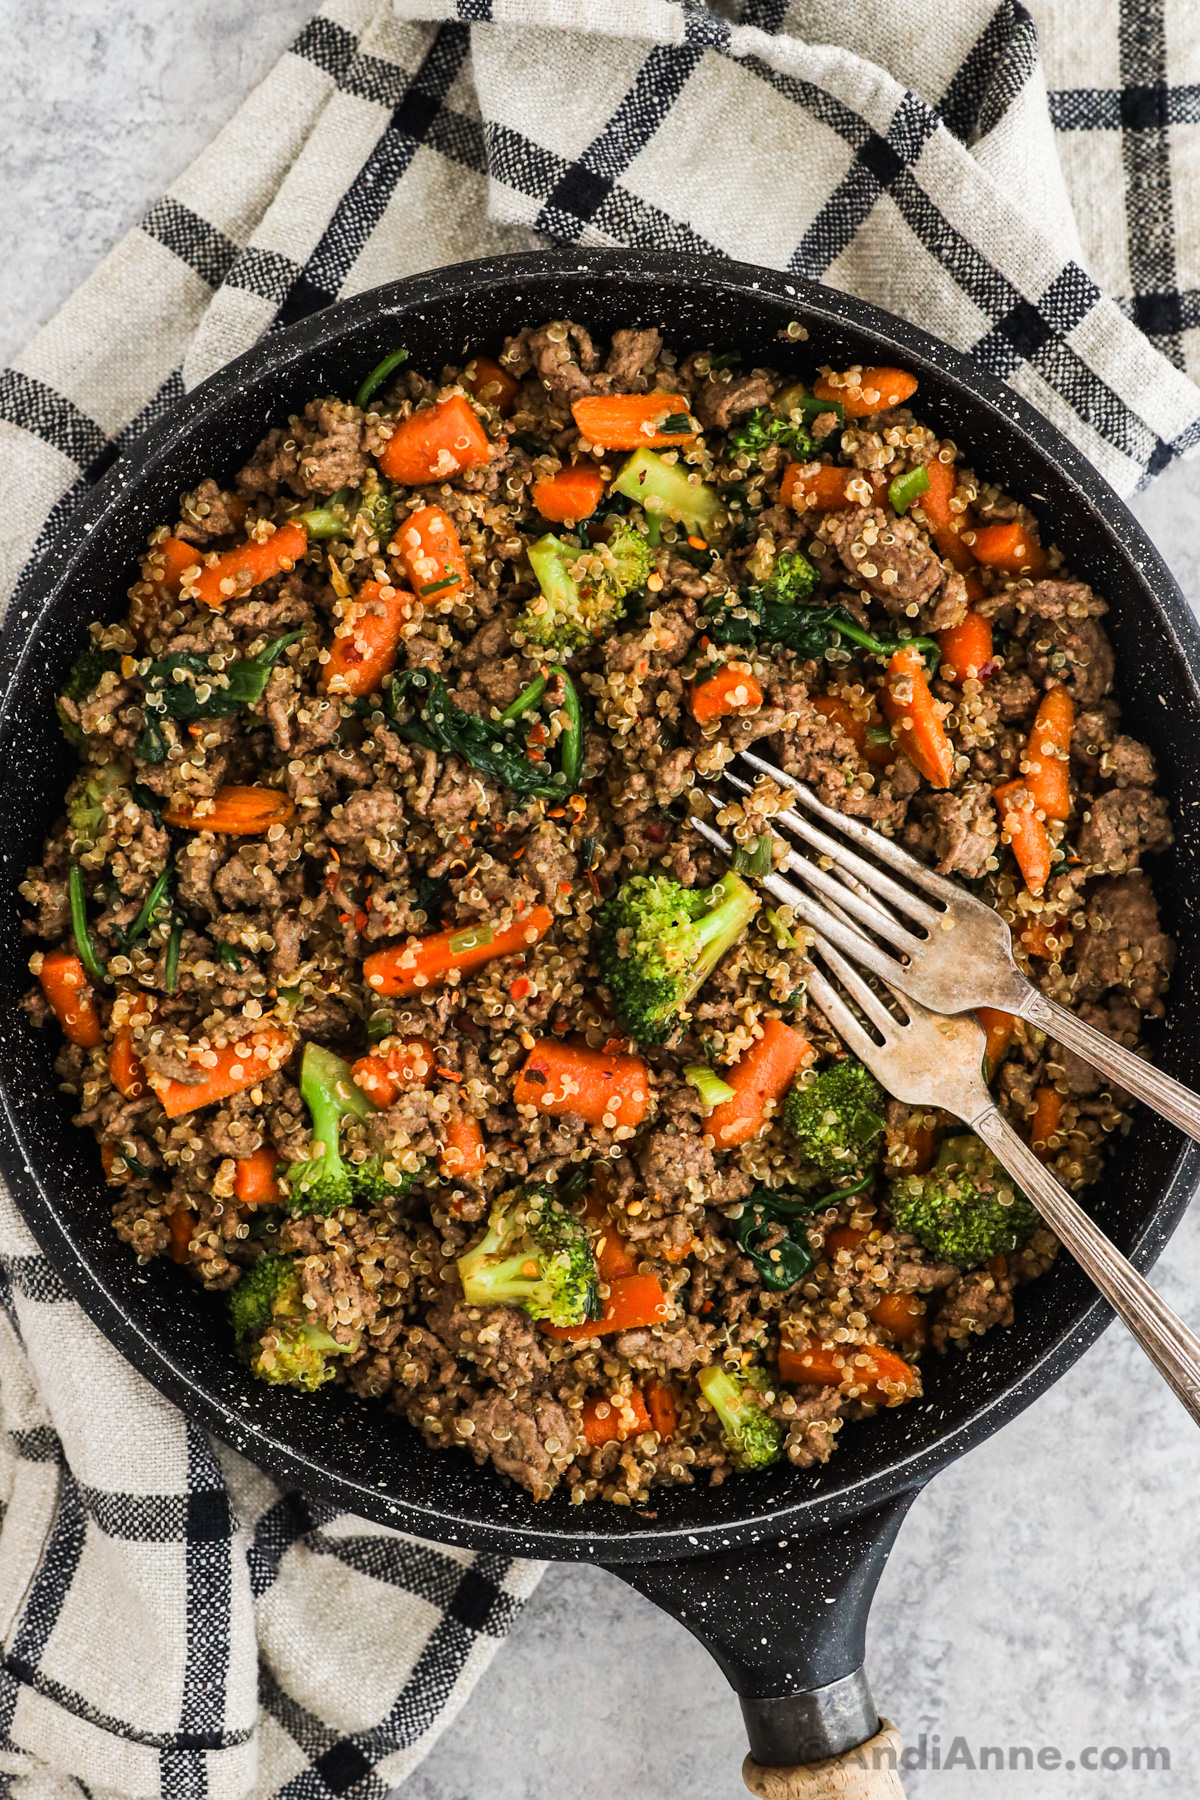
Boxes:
[723,748,1200,1144]
[691,814,1200,1424]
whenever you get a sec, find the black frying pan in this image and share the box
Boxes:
[2,251,1198,1788]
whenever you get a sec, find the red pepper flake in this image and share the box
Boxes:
[701,1301,714,1316]
[511,846,526,860]
[551,1019,570,1034]
[546,807,566,818]
[337,912,350,925]
[354,910,369,931]
[436,1067,461,1081]
[586,869,601,897]
[687,535,707,550]
[557,881,572,895]
[603,1036,626,1054]
[511,978,531,1000]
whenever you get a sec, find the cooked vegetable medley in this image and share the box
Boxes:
[22,321,1175,1504]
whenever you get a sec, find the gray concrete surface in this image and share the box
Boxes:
[5,5,1200,1794]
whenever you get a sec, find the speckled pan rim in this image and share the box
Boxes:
[1,248,1198,1563]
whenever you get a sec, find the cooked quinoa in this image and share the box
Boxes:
[20,319,1175,1504]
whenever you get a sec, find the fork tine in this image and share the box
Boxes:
[810,933,903,1038]
[803,963,884,1065]
[737,749,968,907]
[723,770,943,932]
[779,852,925,955]
[690,816,918,990]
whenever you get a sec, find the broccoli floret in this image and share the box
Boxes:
[519,525,646,652]
[697,1363,783,1470]
[66,759,131,848]
[457,1186,601,1327]
[228,1253,356,1392]
[283,1042,413,1216]
[57,647,122,746]
[597,871,760,1045]
[889,1136,1041,1269]
[727,406,814,463]
[782,1059,885,1175]
[757,549,818,608]
[611,448,727,540]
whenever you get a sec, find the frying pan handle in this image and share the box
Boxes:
[742,1721,908,1796]
[602,1488,919,1772]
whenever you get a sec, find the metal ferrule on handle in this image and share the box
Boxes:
[1018,987,1200,1145]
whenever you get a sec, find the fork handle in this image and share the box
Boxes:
[971,1104,1200,1424]
[1019,990,1200,1144]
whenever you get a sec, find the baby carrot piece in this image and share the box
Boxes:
[1017,914,1067,959]
[969,520,1046,577]
[513,1038,649,1130]
[780,464,888,512]
[880,645,956,788]
[1024,685,1073,821]
[163,785,295,835]
[147,1028,293,1119]
[532,464,606,523]
[917,458,976,573]
[868,1293,928,1348]
[708,1018,811,1149]
[110,1031,147,1099]
[352,1037,435,1107]
[977,1006,1018,1075]
[571,393,694,450]
[168,1209,194,1263]
[813,366,917,418]
[319,578,413,697]
[544,1273,669,1341]
[1031,1085,1064,1154]
[823,1224,869,1258]
[350,1055,400,1109]
[391,507,470,602]
[644,1380,679,1440]
[364,907,554,997]
[378,393,492,485]
[935,610,993,685]
[194,521,307,609]
[582,1189,636,1281]
[778,1338,918,1401]
[151,535,205,593]
[690,661,763,726]
[234,1147,282,1206]
[994,780,1052,894]
[811,692,893,767]
[440,1112,486,1180]
[464,354,519,416]
[581,1386,652,1446]
[899,1115,940,1175]
[37,949,102,1048]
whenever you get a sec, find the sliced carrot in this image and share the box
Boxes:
[689,660,763,726]
[583,1189,637,1281]
[440,1112,486,1180]
[350,1054,399,1109]
[1017,914,1067,959]
[319,578,414,697]
[813,366,917,418]
[168,1209,194,1263]
[464,354,519,416]
[994,780,1052,894]
[391,506,470,603]
[364,907,554,997]
[1024,685,1073,821]
[901,1117,940,1175]
[544,1272,669,1340]
[1031,1084,1064,1154]
[581,1386,652,1447]
[935,610,993,685]
[352,1037,435,1108]
[194,521,307,610]
[707,1018,811,1150]
[110,1031,147,1099]
[880,645,955,788]
[571,392,694,450]
[147,1028,293,1119]
[514,1038,649,1131]
[780,464,887,512]
[378,393,492,485]
[234,1146,282,1206]
[100,1141,121,1182]
[868,1293,928,1348]
[151,535,205,592]
[977,1006,1018,1075]
[532,464,606,523]
[969,520,1046,577]
[163,785,295,835]
[811,692,892,767]
[37,949,102,1048]
[824,1224,869,1258]
[644,1380,679,1440]
[917,459,976,574]
[778,1338,917,1400]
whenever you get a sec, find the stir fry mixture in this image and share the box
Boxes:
[22,321,1174,1504]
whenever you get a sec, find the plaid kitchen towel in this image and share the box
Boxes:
[1,0,1200,1796]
